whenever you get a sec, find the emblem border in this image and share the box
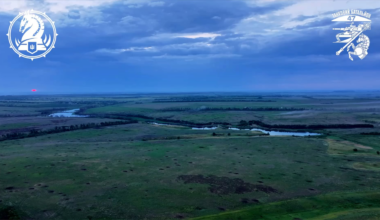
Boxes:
[7,10,58,61]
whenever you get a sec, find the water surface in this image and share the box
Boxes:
[49,109,88,118]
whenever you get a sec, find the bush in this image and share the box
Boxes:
[239,120,249,126]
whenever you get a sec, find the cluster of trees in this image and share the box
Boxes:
[238,120,250,127]
[160,107,308,112]
[248,120,374,129]
[0,120,137,142]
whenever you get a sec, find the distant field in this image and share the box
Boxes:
[0,117,124,136]
[0,123,37,131]
[83,98,380,125]
[1,93,380,219]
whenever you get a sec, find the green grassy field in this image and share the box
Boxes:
[1,93,380,219]
[191,191,380,220]
[0,123,38,131]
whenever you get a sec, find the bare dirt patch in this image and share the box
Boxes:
[341,140,372,149]
[327,138,373,155]
[352,162,380,171]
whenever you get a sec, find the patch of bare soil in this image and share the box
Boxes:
[177,175,280,195]
[341,140,373,149]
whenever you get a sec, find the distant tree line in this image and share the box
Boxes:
[247,120,374,129]
[39,108,72,115]
[361,132,380,135]
[86,112,375,130]
[155,118,230,127]
[0,120,137,142]
[93,113,153,120]
[161,96,265,100]
[0,114,40,118]
[160,107,308,112]
[152,99,275,103]
[301,96,315,99]
[88,113,231,127]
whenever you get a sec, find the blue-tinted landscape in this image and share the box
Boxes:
[1,0,380,219]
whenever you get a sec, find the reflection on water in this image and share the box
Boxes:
[148,122,321,136]
[49,109,88,118]
[248,128,320,136]
[203,127,320,136]
[151,122,171,126]
[192,127,218,130]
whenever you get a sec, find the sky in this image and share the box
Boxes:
[0,0,379,94]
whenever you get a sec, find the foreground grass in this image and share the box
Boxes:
[192,191,380,220]
[1,124,380,219]
[1,94,380,219]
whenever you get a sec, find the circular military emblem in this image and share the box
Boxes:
[7,10,58,61]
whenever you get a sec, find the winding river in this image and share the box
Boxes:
[49,111,320,136]
[152,123,321,136]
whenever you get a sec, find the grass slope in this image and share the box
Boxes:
[192,191,380,220]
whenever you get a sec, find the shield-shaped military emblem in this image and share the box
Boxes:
[27,42,37,54]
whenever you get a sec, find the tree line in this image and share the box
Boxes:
[152,99,275,103]
[0,114,40,118]
[88,113,231,127]
[160,107,308,112]
[0,120,137,142]
[87,113,374,130]
[247,120,374,129]
[39,108,73,115]
[361,132,380,135]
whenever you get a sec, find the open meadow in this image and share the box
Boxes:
[1,92,380,219]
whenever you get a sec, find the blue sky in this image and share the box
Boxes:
[1,0,379,94]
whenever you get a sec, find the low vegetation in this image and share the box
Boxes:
[1,93,380,219]
[0,120,137,142]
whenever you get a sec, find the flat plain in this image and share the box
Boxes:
[1,92,380,219]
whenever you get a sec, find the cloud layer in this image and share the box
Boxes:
[1,0,379,93]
